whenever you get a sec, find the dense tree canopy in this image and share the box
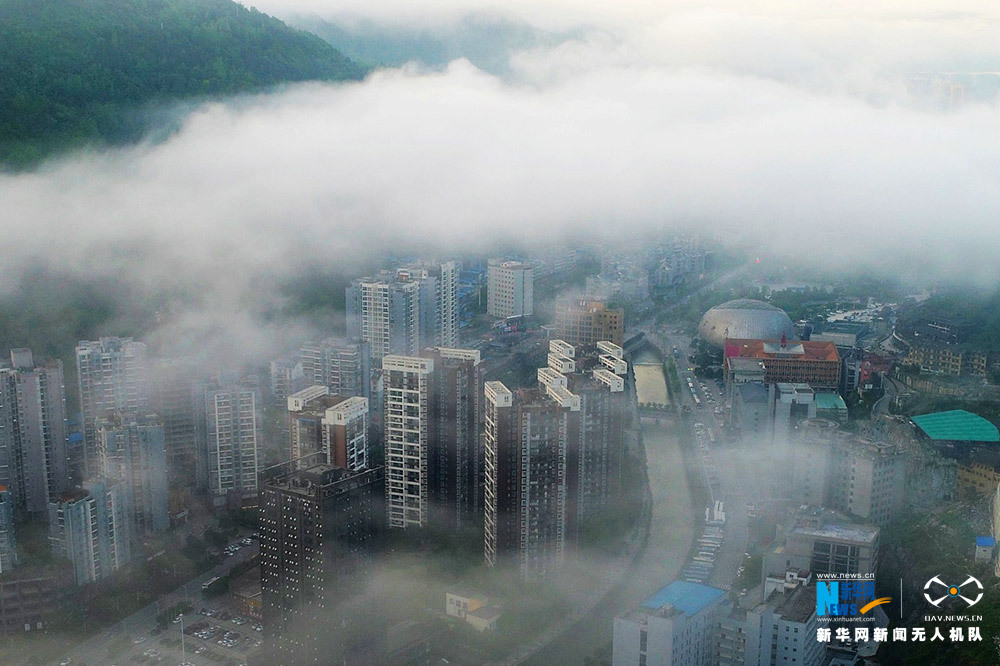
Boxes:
[0,0,364,167]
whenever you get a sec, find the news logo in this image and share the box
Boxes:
[924,576,983,608]
[817,580,891,617]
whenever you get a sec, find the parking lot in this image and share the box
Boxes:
[51,533,261,666]
[116,604,262,666]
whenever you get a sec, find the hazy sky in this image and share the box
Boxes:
[1,0,999,359]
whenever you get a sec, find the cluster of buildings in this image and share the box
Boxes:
[611,298,906,665]
[724,336,846,446]
[903,341,988,378]
[589,237,707,313]
[253,336,630,663]
[614,574,824,666]
[250,256,637,662]
[0,336,278,595]
[614,505,885,666]
[897,317,990,378]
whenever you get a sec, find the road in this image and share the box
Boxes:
[522,420,695,666]
[873,375,901,416]
[523,317,772,665]
[518,329,698,665]
[642,328,756,593]
[50,537,258,666]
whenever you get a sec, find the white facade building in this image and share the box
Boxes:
[75,338,149,478]
[487,259,534,319]
[613,582,726,666]
[203,386,261,500]
[382,355,434,528]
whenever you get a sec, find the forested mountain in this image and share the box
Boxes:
[290,12,579,77]
[0,0,364,167]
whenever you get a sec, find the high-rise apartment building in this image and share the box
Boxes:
[49,480,131,585]
[347,265,456,362]
[0,487,16,574]
[565,342,627,527]
[269,354,306,410]
[95,412,168,533]
[149,358,201,495]
[714,572,824,666]
[76,338,149,478]
[437,261,459,348]
[426,348,482,530]
[484,379,575,578]
[554,299,625,346]
[487,259,534,319]
[299,337,370,399]
[260,457,384,664]
[396,261,460,348]
[382,348,482,531]
[382,355,434,529]
[0,349,70,517]
[199,384,262,501]
[287,386,368,470]
[483,381,516,570]
[485,339,627,578]
[827,438,905,526]
[322,397,369,472]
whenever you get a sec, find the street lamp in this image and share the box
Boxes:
[179,613,186,661]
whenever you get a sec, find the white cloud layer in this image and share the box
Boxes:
[2,1,1000,358]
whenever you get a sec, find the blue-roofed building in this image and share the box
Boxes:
[640,581,726,617]
[614,581,726,666]
[976,536,996,563]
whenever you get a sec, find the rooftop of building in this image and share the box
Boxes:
[822,646,863,666]
[448,587,488,601]
[815,393,848,411]
[976,536,996,548]
[738,382,769,404]
[467,605,503,621]
[842,437,899,458]
[57,488,92,503]
[263,463,381,497]
[728,357,766,372]
[793,522,879,545]
[725,338,840,363]
[776,382,814,395]
[912,410,999,442]
[768,582,816,624]
[640,581,726,618]
[556,298,623,313]
[488,258,534,269]
[774,506,879,546]
[817,321,869,335]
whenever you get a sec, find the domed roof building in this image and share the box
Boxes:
[697,299,795,349]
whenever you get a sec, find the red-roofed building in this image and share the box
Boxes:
[724,338,841,389]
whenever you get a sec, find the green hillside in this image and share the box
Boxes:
[0,0,365,167]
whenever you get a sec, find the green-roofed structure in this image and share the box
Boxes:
[815,392,848,422]
[911,410,1000,442]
